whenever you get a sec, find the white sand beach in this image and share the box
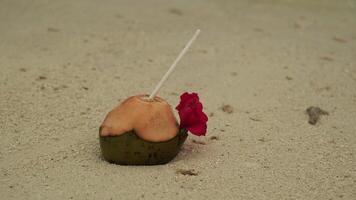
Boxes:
[0,0,355,199]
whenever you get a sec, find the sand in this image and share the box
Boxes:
[0,0,355,199]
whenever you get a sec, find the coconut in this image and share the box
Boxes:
[99,95,187,165]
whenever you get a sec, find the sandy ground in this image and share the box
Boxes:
[1,0,356,199]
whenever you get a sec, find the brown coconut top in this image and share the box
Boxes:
[100,95,179,142]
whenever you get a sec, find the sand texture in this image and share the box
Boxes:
[1,0,355,199]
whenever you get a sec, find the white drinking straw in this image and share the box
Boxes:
[148,29,201,100]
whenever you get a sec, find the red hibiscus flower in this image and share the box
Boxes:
[176,92,208,136]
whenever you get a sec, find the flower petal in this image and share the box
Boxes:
[176,92,208,136]
[187,124,207,136]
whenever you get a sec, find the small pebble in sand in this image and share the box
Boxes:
[306,106,329,125]
[53,85,68,91]
[332,37,347,43]
[176,169,198,176]
[320,56,334,62]
[47,27,60,32]
[315,86,331,93]
[285,76,293,80]
[169,8,183,16]
[192,139,206,145]
[221,104,233,114]
[19,68,27,72]
[209,112,214,117]
[249,117,262,122]
[210,136,219,140]
[36,76,47,80]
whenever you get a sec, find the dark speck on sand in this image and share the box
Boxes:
[169,8,183,16]
[36,76,47,80]
[221,104,233,114]
[176,169,198,176]
[320,56,334,62]
[210,136,219,140]
[192,139,206,145]
[332,37,347,43]
[249,117,262,122]
[47,27,60,32]
[306,106,329,125]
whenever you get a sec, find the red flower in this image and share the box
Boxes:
[176,92,208,136]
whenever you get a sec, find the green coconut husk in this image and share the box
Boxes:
[99,128,188,165]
